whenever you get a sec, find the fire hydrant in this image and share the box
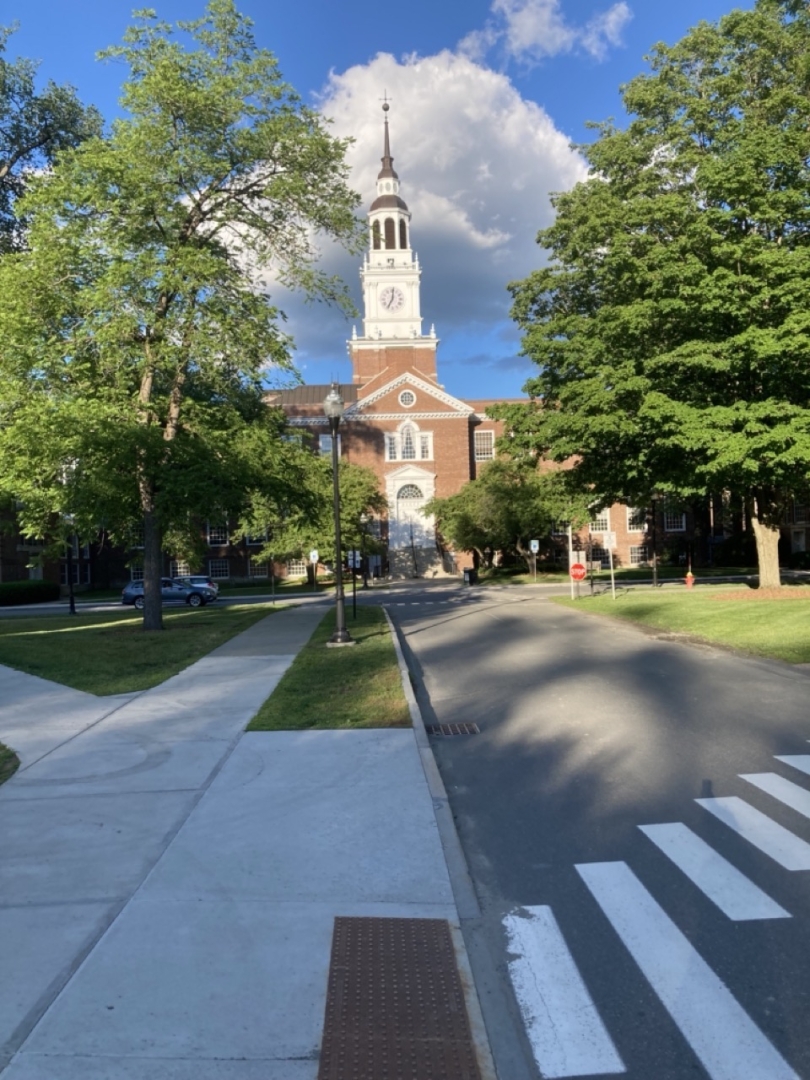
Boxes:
[684,571,695,589]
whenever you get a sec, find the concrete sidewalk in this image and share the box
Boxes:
[0,605,485,1078]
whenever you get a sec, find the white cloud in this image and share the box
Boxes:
[460,0,632,64]
[268,50,586,393]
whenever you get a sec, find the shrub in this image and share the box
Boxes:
[0,580,61,606]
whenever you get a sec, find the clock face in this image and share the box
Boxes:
[379,286,405,312]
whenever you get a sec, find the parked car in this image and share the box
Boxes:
[121,577,217,610]
[176,574,220,597]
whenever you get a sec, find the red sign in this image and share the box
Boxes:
[570,562,587,581]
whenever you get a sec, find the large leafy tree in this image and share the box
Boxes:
[500,0,810,588]
[425,460,588,570]
[0,1,362,627]
[0,25,102,252]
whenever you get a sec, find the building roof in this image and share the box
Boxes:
[266,384,360,407]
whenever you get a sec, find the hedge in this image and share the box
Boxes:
[0,580,61,606]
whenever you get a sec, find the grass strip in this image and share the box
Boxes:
[552,587,810,664]
[248,605,410,731]
[0,743,20,786]
[0,603,282,695]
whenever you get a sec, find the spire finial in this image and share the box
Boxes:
[378,92,398,181]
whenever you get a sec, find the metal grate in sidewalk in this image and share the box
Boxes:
[425,723,480,737]
[317,916,482,1080]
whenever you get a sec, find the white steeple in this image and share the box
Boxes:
[359,102,424,340]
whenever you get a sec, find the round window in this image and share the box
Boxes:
[399,390,416,408]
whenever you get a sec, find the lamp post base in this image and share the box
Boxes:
[327,633,357,647]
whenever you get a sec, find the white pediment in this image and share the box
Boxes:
[345,372,473,419]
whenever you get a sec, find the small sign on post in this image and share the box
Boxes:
[529,539,539,582]
[309,549,318,593]
[598,533,617,599]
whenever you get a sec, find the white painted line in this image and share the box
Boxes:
[503,906,625,1078]
[776,755,810,778]
[639,822,790,920]
[577,861,800,1080]
[696,796,810,870]
[742,772,810,820]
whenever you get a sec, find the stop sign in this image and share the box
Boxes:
[570,562,587,581]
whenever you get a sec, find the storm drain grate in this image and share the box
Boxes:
[425,723,480,737]
[317,916,482,1080]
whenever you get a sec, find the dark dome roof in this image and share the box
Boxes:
[370,193,409,213]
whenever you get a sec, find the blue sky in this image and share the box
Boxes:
[7,0,751,400]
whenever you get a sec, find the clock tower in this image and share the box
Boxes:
[349,103,438,387]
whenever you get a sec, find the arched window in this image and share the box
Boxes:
[401,425,416,460]
[398,484,423,500]
[384,217,396,249]
[372,220,381,250]
[399,219,407,249]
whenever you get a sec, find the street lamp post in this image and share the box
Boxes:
[323,384,354,646]
[360,512,369,589]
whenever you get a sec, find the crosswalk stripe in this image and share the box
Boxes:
[741,772,810,820]
[577,861,800,1080]
[775,754,810,778]
[639,822,790,921]
[503,906,625,1078]
[696,796,810,870]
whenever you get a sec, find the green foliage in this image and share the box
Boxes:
[0,1,363,626]
[0,24,102,252]
[504,0,810,583]
[0,580,60,605]
[425,459,589,567]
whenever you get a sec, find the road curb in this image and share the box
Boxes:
[384,606,497,1080]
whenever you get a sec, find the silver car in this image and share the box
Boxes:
[121,577,216,610]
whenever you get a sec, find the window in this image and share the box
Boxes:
[399,219,407,249]
[399,389,416,407]
[130,525,145,549]
[319,434,341,456]
[474,430,495,462]
[384,217,396,249]
[207,522,229,545]
[552,521,569,536]
[590,546,608,568]
[795,504,809,525]
[398,484,424,500]
[286,559,308,578]
[590,510,610,533]
[372,220,381,250]
[249,559,269,578]
[245,530,267,546]
[663,509,686,532]
[61,562,91,585]
[401,425,416,460]
[626,507,646,532]
[130,566,144,582]
[208,558,230,579]
[170,560,190,578]
[385,425,432,462]
[630,545,648,566]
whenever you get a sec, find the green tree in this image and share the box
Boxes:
[0,1,362,627]
[0,24,102,252]
[425,459,587,569]
[501,0,810,588]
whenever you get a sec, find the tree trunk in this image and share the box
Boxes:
[142,505,164,631]
[751,514,781,590]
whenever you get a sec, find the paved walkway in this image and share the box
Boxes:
[0,605,476,1079]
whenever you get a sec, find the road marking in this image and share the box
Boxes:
[503,906,625,1078]
[776,755,810,777]
[577,861,800,1080]
[696,796,810,870]
[639,822,790,920]
[742,772,810,820]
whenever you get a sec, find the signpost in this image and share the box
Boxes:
[601,532,617,599]
[309,549,318,593]
[530,538,539,582]
[347,550,361,618]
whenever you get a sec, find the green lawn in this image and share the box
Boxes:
[477,565,758,587]
[0,603,282,695]
[248,605,410,731]
[552,587,810,663]
[0,743,19,786]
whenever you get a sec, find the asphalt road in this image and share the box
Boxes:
[391,587,810,1080]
